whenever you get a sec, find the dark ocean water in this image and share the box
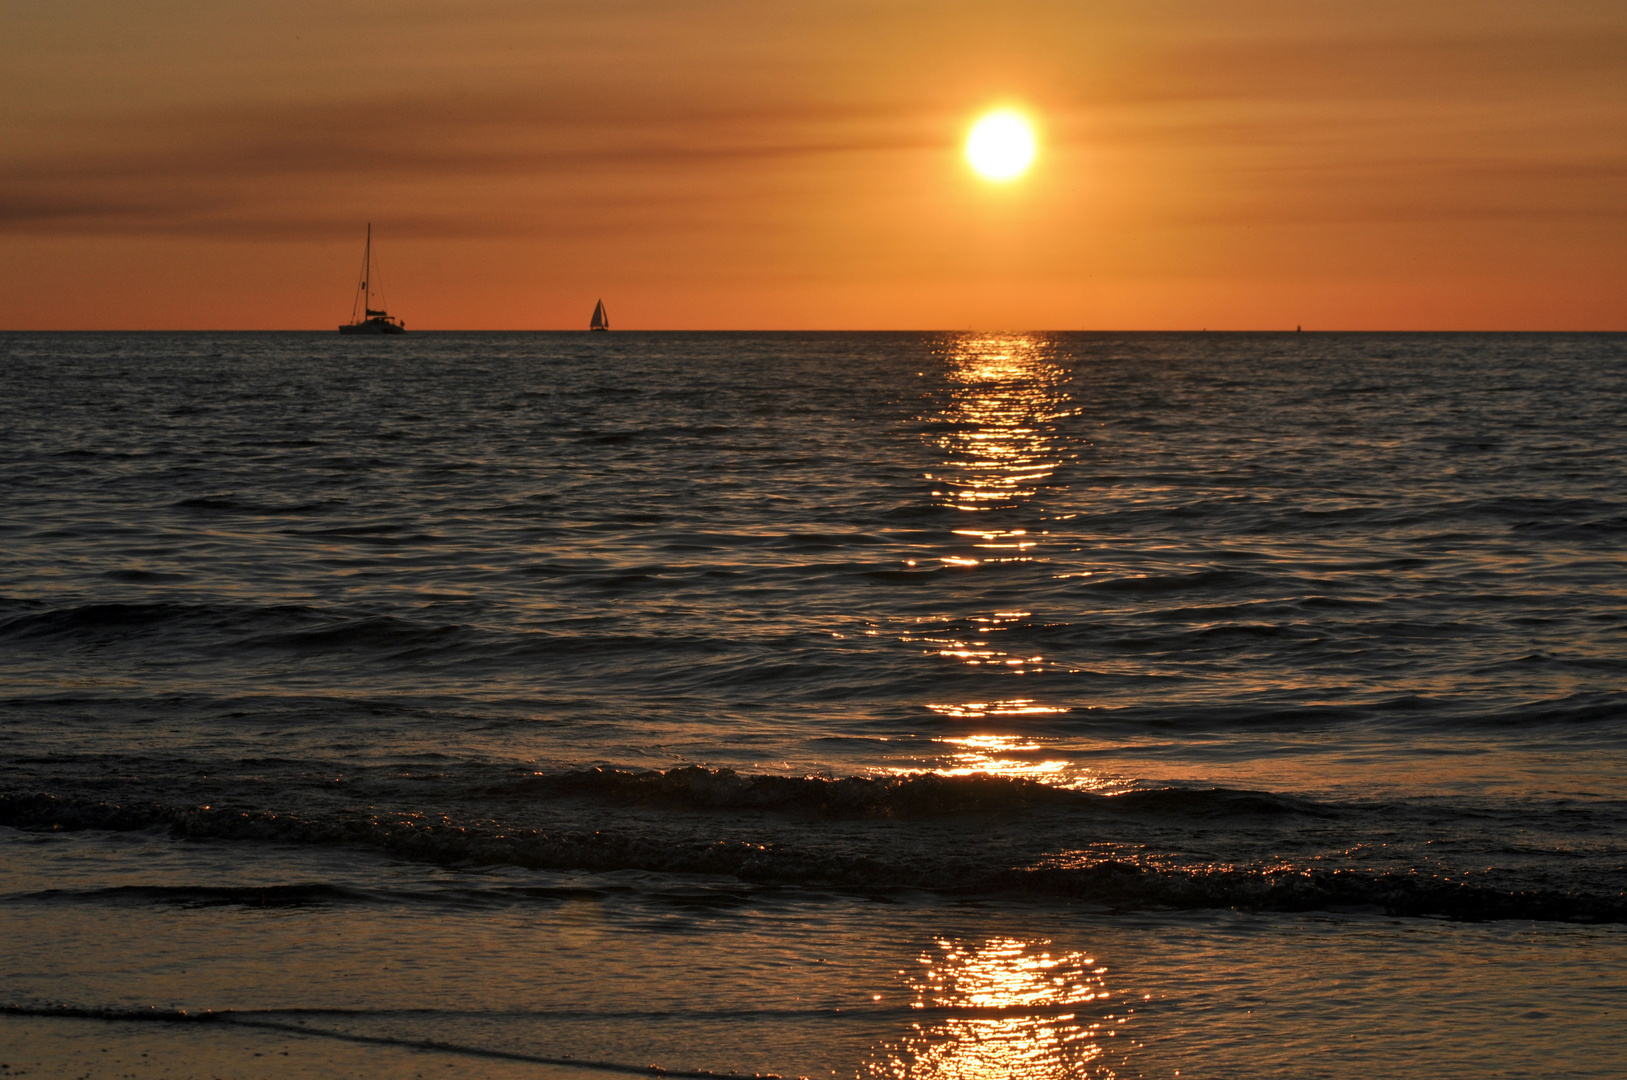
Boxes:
[2,331,1625,1078]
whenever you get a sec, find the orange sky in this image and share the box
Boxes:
[3,1,1624,329]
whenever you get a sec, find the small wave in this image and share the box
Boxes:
[859,567,944,584]
[9,785,1618,922]
[499,633,735,659]
[516,767,1330,821]
[0,600,470,658]
[1097,623,1310,654]
[1509,514,1627,541]
[1486,691,1626,727]
[99,568,190,583]
[0,600,329,651]
[1104,787,1325,817]
[7,883,376,908]
[1,1004,223,1024]
[0,601,216,643]
[1075,569,1267,595]
[522,766,1087,817]
[171,496,335,516]
[986,863,1627,922]
[0,1004,774,1078]
[240,616,466,653]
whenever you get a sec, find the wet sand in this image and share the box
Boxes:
[0,1017,602,1080]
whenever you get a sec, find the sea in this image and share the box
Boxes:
[1,331,1624,1078]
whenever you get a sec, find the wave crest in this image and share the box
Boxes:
[3,786,1618,923]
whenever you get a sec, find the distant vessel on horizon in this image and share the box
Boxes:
[339,224,406,334]
[590,299,609,331]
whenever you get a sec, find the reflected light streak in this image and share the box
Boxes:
[863,937,1137,1079]
[930,335,1073,515]
[926,730,1071,782]
[882,730,1115,791]
[943,735,1067,777]
[927,704,1068,720]
[905,335,1089,789]
[903,611,1047,672]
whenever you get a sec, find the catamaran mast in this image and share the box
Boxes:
[340,222,404,332]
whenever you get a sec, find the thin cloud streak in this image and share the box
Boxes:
[0,95,951,238]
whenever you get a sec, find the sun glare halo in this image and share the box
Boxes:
[965,110,1036,182]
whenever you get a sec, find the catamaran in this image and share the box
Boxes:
[339,224,406,334]
[590,299,609,331]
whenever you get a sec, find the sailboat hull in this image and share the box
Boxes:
[339,318,406,335]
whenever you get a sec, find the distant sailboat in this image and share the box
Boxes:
[589,299,609,331]
[339,224,406,334]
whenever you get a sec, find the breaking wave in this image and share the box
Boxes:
[3,770,1620,924]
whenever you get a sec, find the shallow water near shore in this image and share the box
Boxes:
[2,330,1625,1076]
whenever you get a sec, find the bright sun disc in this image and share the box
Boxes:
[965,110,1036,181]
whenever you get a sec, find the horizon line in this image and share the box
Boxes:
[5,327,1625,335]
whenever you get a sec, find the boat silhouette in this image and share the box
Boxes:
[339,224,406,334]
[590,299,609,331]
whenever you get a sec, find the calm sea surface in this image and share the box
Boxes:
[2,332,1624,1077]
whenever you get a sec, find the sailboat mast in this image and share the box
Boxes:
[364,223,372,313]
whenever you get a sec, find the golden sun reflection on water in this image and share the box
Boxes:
[909,730,1116,791]
[901,611,1050,673]
[907,335,1081,783]
[929,334,1073,517]
[927,732,1069,782]
[864,937,1137,1079]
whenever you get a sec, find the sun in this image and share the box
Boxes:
[965,110,1036,182]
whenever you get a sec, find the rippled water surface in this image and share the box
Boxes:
[2,331,1624,1077]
